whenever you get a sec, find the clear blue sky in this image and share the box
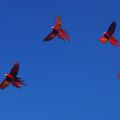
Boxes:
[0,0,120,120]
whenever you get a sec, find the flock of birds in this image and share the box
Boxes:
[0,16,120,90]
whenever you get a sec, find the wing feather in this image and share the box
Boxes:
[44,30,58,41]
[57,29,70,40]
[0,79,11,89]
[107,21,116,36]
[9,63,19,77]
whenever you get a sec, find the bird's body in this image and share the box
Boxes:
[44,16,70,41]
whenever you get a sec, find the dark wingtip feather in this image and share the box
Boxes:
[107,21,117,36]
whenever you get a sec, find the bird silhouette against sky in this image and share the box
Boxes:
[99,21,120,47]
[0,63,25,89]
[44,16,70,42]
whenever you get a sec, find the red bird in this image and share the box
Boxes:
[44,16,70,41]
[118,70,120,80]
[0,63,25,89]
[99,21,120,47]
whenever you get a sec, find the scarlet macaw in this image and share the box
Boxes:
[99,21,119,47]
[118,70,120,80]
[0,63,25,89]
[44,16,70,41]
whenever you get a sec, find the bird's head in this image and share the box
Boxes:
[51,26,54,29]
[103,32,110,38]
[4,74,14,80]
[103,32,107,34]
[4,74,8,77]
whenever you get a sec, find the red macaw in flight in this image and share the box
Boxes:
[118,70,120,80]
[0,63,25,89]
[44,16,70,41]
[99,21,120,47]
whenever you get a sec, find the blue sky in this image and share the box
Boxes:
[0,0,120,120]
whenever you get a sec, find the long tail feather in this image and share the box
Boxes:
[109,36,119,47]
[12,78,25,88]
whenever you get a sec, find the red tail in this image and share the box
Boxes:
[12,79,25,88]
[109,36,119,47]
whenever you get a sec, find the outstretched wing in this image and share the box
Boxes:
[44,30,58,41]
[57,29,70,41]
[107,21,116,36]
[99,36,108,43]
[0,79,11,89]
[9,63,19,77]
[54,16,62,29]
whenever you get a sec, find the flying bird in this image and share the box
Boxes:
[118,70,120,80]
[0,63,25,89]
[44,16,70,41]
[99,21,119,47]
